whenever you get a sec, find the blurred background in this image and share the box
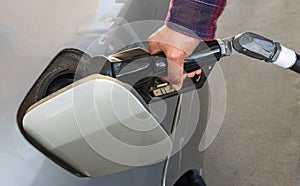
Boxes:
[203,0,300,185]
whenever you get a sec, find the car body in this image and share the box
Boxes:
[0,1,209,185]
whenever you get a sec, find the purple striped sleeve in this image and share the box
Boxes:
[165,0,227,40]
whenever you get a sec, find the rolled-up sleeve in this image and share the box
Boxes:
[166,0,227,40]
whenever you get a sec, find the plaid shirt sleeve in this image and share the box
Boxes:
[165,0,227,40]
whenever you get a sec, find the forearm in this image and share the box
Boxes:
[166,0,227,40]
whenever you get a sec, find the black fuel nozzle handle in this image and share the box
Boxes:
[154,40,222,73]
[232,32,300,74]
[132,40,223,103]
[179,39,222,93]
[112,40,222,82]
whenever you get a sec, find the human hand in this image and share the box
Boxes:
[148,25,202,90]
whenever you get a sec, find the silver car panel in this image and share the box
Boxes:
[0,0,207,185]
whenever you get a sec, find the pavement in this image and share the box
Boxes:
[203,0,300,185]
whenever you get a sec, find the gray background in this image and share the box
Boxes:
[203,0,300,186]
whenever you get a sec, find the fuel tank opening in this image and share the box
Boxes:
[17,48,91,177]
